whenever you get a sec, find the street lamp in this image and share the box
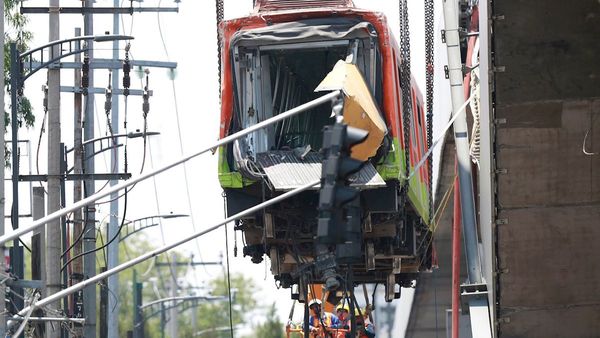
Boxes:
[120,213,188,241]
[10,34,134,233]
[65,131,160,174]
[7,33,133,323]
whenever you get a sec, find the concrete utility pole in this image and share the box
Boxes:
[0,2,5,335]
[72,27,85,337]
[32,187,46,337]
[83,1,97,337]
[169,253,178,338]
[107,1,121,336]
[46,1,62,337]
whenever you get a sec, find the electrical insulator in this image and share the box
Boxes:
[122,44,131,96]
[42,85,48,113]
[82,55,90,95]
[142,71,150,118]
[105,88,112,114]
[122,61,131,95]
[142,93,149,118]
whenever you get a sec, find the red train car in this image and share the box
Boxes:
[217,0,432,301]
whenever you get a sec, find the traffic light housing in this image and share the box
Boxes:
[317,121,369,245]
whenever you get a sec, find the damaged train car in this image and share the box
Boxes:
[217,0,432,301]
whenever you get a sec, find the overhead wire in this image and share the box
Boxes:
[147,141,178,282]
[8,180,320,329]
[156,0,212,274]
[222,193,234,336]
[35,84,49,194]
[61,187,128,272]
[416,175,456,269]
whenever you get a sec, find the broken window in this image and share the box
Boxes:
[228,18,383,180]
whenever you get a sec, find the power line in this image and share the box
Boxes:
[155,0,211,273]
[0,89,342,246]
[61,188,128,271]
[7,180,320,329]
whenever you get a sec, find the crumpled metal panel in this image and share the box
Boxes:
[255,151,386,191]
[256,0,354,12]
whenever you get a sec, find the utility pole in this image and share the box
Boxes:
[132,270,144,338]
[72,27,85,338]
[83,1,97,337]
[169,253,178,338]
[107,1,122,336]
[46,1,62,338]
[191,301,197,336]
[32,187,46,337]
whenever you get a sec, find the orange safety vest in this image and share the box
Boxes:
[310,312,339,338]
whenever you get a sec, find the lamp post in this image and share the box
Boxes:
[10,34,134,235]
[110,213,186,338]
[119,213,188,241]
[8,34,132,334]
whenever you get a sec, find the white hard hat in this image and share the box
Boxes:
[308,299,322,307]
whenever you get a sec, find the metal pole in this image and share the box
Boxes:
[60,144,69,338]
[478,0,498,332]
[32,187,46,338]
[9,42,25,332]
[46,1,62,336]
[160,303,166,338]
[100,267,108,338]
[83,1,97,336]
[133,270,144,338]
[8,181,319,325]
[441,0,482,284]
[191,301,197,337]
[452,176,461,338]
[107,0,121,336]
[169,253,178,338]
[11,317,86,324]
[0,90,341,246]
[443,1,493,337]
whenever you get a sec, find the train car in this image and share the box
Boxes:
[217,0,432,301]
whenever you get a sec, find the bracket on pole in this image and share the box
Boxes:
[459,282,488,315]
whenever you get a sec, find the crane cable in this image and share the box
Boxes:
[399,0,412,192]
[216,0,224,99]
[425,0,435,223]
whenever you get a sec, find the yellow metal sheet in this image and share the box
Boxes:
[315,60,387,161]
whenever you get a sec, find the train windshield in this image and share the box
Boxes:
[229,18,382,182]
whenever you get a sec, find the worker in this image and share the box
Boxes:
[308,299,341,338]
[355,306,376,338]
[335,302,352,338]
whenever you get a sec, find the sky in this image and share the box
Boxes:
[5,1,451,337]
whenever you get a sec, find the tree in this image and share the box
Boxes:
[252,302,285,338]
[4,0,36,164]
[111,233,194,337]
[184,272,257,338]
[112,234,259,338]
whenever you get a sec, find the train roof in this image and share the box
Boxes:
[254,0,355,12]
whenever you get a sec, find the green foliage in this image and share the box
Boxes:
[3,0,36,165]
[187,273,257,338]
[252,302,285,338]
[112,234,261,338]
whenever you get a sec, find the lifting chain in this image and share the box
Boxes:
[425,0,434,223]
[215,0,224,100]
[399,0,412,189]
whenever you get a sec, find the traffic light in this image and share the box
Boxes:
[317,120,369,245]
